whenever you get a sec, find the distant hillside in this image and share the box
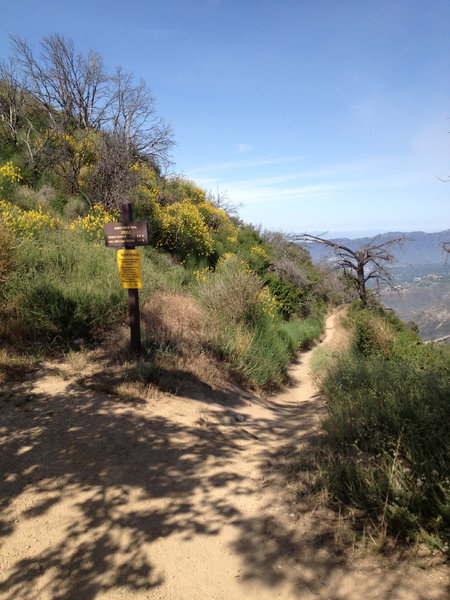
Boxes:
[381,275,450,340]
[306,230,450,266]
[302,229,450,340]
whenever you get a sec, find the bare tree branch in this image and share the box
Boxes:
[0,57,30,145]
[292,233,406,306]
[11,34,109,130]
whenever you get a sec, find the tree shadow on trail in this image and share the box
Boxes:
[0,365,448,600]
[232,504,450,600]
[228,407,450,600]
[0,369,247,600]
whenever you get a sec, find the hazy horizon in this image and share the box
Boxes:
[310,227,449,240]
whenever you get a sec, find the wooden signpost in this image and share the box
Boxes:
[104,203,149,353]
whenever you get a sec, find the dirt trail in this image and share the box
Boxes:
[0,312,448,599]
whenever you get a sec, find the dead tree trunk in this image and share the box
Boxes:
[291,234,406,306]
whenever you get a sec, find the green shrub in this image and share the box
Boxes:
[264,271,306,318]
[2,230,124,340]
[197,254,263,325]
[313,306,450,549]
[19,279,124,338]
[0,227,15,286]
[295,315,324,349]
[194,252,325,388]
[0,229,188,343]
[212,314,323,388]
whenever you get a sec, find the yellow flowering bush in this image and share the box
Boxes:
[49,130,99,166]
[219,252,238,263]
[131,162,159,188]
[0,162,23,200]
[247,243,270,273]
[0,200,61,238]
[193,267,211,281]
[196,202,229,229]
[216,253,252,273]
[132,164,160,203]
[46,130,101,193]
[158,201,214,259]
[258,287,281,319]
[0,161,22,184]
[134,184,163,239]
[251,245,268,260]
[61,131,98,163]
[70,204,119,241]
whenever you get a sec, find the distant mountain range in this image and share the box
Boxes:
[303,229,450,340]
[306,230,450,266]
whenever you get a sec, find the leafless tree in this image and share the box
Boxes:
[292,233,406,307]
[0,58,26,145]
[0,58,51,164]
[85,133,140,209]
[8,34,173,168]
[207,188,240,216]
[0,33,175,206]
[11,34,109,130]
[109,67,173,167]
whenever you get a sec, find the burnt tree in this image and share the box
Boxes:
[292,233,406,307]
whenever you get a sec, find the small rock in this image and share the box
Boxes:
[232,413,246,423]
[73,338,84,345]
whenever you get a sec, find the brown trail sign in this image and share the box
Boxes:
[104,222,149,247]
[104,203,149,353]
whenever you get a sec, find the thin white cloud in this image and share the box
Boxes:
[225,183,346,206]
[191,177,220,187]
[190,154,308,174]
[236,143,253,153]
[216,156,391,189]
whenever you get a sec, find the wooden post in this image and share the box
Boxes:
[121,202,142,354]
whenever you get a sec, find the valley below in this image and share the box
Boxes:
[380,263,450,341]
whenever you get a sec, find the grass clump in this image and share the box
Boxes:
[0,229,186,344]
[195,255,324,388]
[1,229,125,342]
[0,349,37,383]
[311,304,450,552]
[0,227,16,285]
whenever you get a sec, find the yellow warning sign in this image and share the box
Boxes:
[116,249,142,289]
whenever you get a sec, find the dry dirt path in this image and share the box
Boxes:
[0,313,448,600]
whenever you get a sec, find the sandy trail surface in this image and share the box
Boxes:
[0,313,448,599]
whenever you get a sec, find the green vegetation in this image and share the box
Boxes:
[305,303,450,552]
[0,35,328,388]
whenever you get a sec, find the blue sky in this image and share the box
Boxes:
[1,0,449,236]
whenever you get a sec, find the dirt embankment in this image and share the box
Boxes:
[0,312,448,600]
